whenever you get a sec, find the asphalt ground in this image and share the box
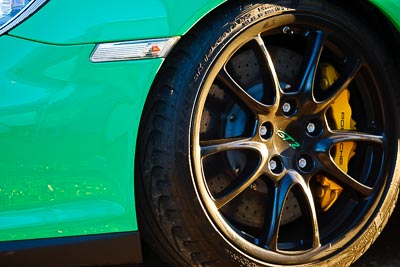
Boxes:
[110,206,400,267]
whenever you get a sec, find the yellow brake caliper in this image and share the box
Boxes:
[315,63,357,211]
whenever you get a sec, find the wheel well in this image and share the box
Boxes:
[332,0,400,64]
[221,0,400,66]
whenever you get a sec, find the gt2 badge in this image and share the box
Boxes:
[277,130,300,149]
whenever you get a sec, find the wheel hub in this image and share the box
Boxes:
[220,46,304,226]
[212,48,357,229]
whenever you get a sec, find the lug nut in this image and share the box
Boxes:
[297,155,314,172]
[260,122,273,139]
[306,120,322,136]
[270,156,284,174]
[269,160,277,171]
[307,122,316,134]
[298,158,307,169]
[260,126,268,136]
[281,99,297,116]
[282,102,291,113]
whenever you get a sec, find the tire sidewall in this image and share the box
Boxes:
[164,1,400,266]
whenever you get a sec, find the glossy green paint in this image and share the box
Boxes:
[2,0,399,244]
[10,0,226,45]
[10,0,399,46]
[0,35,162,241]
[370,0,400,31]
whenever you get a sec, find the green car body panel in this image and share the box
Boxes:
[9,0,226,44]
[0,0,399,251]
[0,34,163,241]
[370,0,400,30]
[1,0,226,242]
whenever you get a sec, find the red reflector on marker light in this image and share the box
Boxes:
[90,37,180,63]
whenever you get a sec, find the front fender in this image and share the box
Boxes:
[370,0,400,31]
[9,0,226,45]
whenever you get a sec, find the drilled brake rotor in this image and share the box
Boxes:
[205,45,356,228]
[207,47,303,226]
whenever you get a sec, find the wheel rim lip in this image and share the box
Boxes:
[190,12,393,264]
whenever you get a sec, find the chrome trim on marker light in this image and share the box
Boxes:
[90,37,180,63]
[0,0,48,36]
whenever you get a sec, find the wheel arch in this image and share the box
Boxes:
[332,0,400,65]
[9,0,228,45]
[188,0,400,64]
[137,0,400,263]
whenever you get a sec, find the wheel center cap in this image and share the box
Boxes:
[277,129,300,149]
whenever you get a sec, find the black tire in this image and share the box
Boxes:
[136,1,400,266]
